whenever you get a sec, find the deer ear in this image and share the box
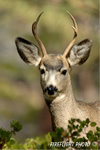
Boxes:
[67,39,92,67]
[15,37,42,67]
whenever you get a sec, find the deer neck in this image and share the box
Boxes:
[45,74,77,131]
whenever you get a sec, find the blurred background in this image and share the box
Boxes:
[0,0,99,142]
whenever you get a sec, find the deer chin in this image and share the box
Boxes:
[44,91,58,101]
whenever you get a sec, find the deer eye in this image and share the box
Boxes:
[61,70,67,75]
[40,69,45,74]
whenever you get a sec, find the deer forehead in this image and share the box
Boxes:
[39,54,69,70]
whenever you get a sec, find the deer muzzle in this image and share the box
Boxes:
[45,85,58,96]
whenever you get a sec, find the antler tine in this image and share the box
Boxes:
[32,12,47,56]
[63,11,78,57]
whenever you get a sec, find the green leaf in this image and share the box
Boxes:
[90,122,96,127]
[9,138,16,145]
[56,127,64,133]
[11,120,22,132]
[78,128,82,133]
[76,119,81,123]
[50,131,55,138]
[68,125,72,132]
[88,130,93,135]
[96,127,100,132]
[80,121,86,128]
[93,136,98,141]
[0,128,11,142]
[71,118,76,123]
[72,131,78,136]
[86,130,93,138]
[86,118,90,124]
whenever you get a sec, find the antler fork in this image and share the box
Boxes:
[63,11,78,57]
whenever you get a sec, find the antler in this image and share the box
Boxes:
[63,11,78,57]
[32,12,47,56]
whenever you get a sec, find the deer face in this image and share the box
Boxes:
[15,12,92,101]
[39,54,70,99]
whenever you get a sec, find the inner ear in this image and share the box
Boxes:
[67,39,92,67]
[15,37,42,67]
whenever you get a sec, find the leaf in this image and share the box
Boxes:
[68,125,72,132]
[86,130,93,138]
[90,122,96,127]
[76,119,81,123]
[50,131,55,138]
[96,127,100,132]
[86,118,90,124]
[0,129,11,142]
[88,130,93,135]
[80,121,86,128]
[71,118,76,123]
[9,138,16,145]
[93,136,98,141]
[56,127,64,134]
[78,128,82,133]
[11,120,22,132]
[72,131,78,136]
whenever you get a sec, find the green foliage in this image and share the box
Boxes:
[10,120,22,133]
[50,118,99,149]
[0,120,22,149]
[90,122,97,127]
[2,118,100,150]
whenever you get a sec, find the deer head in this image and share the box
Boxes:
[15,12,92,102]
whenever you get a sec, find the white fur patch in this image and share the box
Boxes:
[47,72,56,86]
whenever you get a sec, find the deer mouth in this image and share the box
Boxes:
[45,85,58,94]
[44,85,58,98]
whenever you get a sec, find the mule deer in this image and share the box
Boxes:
[15,12,100,131]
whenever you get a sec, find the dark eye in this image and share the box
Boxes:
[61,70,67,75]
[40,69,45,74]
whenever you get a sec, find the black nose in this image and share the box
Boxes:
[45,85,58,95]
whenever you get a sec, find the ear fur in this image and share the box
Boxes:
[15,37,42,67]
[67,39,92,67]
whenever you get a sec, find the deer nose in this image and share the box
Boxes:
[45,85,58,95]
